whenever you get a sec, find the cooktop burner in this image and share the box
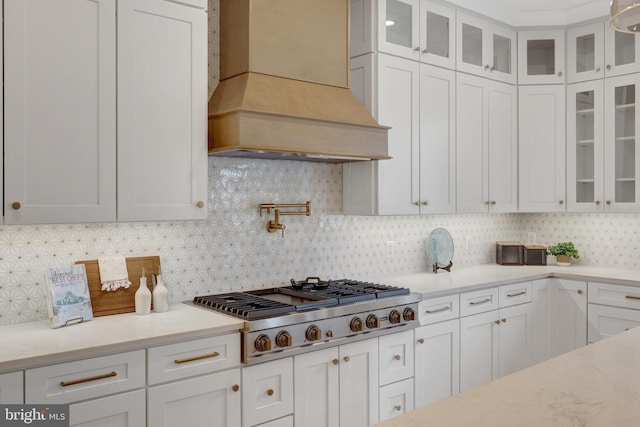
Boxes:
[193,292,294,320]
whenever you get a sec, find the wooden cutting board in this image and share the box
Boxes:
[75,256,161,317]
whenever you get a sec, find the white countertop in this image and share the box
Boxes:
[375,325,640,427]
[0,303,243,373]
[374,264,640,298]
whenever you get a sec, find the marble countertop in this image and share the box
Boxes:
[372,264,640,298]
[375,325,640,427]
[0,303,243,373]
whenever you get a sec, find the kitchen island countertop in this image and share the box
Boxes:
[375,324,640,427]
[0,303,243,373]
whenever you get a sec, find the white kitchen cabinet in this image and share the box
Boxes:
[344,54,456,215]
[0,371,23,404]
[4,0,117,224]
[548,279,587,357]
[148,368,241,427]
[69,389,146,427]
[568,74,640,212]
[117,0,207,221]
[457,73,517,213]
[567,21,605,83]
[604,23,640,78]
[255,417,293,427]
[379,378,414,422]
[379,329,414,386]
[414,319,459,407]
[497,303,533,378]
[588,304,640,343]
[456,12,517,84]
[351,0,455,68]
[242,357,294,427]
[530,279,551,365]
[517,29,565,85]
[293,338,379,427]
[518,85,566,212]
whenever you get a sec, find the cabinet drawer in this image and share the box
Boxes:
[242,358,293,427]
[588,304,640,343]
[499,282,532,308]
[460,287,499,316]
[69,388,146,426]
[418,294,459,325]
[0,371,23,404]
[25,350,145,404]
[588,282,640,309]
[379,330,414,386]
[379,378,414,422]
[148,333,240,385]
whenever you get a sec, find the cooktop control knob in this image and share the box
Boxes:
[388,310,402,324]
[403,307,416,322]
[366,314,380,329]
[254,334,272,352]
[350,317,364,332]
[306,325,322,341]
[275,331,293,348]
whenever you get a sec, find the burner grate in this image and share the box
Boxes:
[193,292,294,320]
[329,279,411,298]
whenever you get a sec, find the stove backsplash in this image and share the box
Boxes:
[0,156,638,326]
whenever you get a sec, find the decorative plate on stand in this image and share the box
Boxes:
[426,228,454,273]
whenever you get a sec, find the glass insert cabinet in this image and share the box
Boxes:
[567,75,640,212]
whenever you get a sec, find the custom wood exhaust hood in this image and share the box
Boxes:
[208,0,390,163]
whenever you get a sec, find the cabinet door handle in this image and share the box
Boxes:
[495,319,501,325]
[606,200,612,205]
[413,201,421,206]
[595,200,601,206]
[559,200,564,205]
[501,318,507,323]
[595,65,601,72]
[626,295,640,300]
[196,201,205,208]
[417,338,425,344]
[393,354,401,361]
[506,291,526,298]
[267,389,274,396]
[484,64,491,70]
[343,355,351,363]
[469,298,491,305]
[11,202,21,210]
[558,71,563,77]
[577,289,584,295]
[174,351,220,364]
[232,384,240,392]
[414,46,421,52]
[394,405,402,411]
[332,358,339,365]
[606,64,612,70]
[60,371,117,387]
[425,306,451,314]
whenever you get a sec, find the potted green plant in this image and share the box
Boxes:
[547,242,580,266]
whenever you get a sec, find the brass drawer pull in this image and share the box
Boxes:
[267,389,274,396]
[60,371,117,387]
[393,355,401,361]
[343,356,351,363]
[417,338,425,344]
[506,291,526,298]
[174,351,220,364]
[232,384,240,392]
[425,306,451,314]
[394,405,402,411]
[625,295,640,301]
[469,298,491,305]
[332,359,339,365]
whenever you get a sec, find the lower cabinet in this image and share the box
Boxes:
[70,389,146,427]
[548,279,587,357]
[588,281,640,343]
[0,371,23,404]
[379,378,414,422]
[242,358,294,427]
[379,330,414,422]
[414,319,460,407]
[460,302,532,391]
[148,369,241,427]
[293,338,378,427]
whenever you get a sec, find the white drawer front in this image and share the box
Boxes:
[499,282,532,308]
[418,294,459,325]
[148,333,240,385]
[379,330,414,386]
[460,287,499,317]
[588,282,640,309]
[588,304,640,343]
[25,350,145,404]
[242,358,293,427]
[379,378,414,422]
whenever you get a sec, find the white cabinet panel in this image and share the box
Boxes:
[379,378,414,422]
[589,281,640,308]
[518,85,566,212]
[548,279,587,357]
[0,371,23,404]
[294,348,340,427]
[518,29,565,85]
[460,287,499,317]
[460,310,498,391]
[567,22,605,83]
[530,279,551,365]
[418,294,459,325]
[499,282,532,308]
[604,22,640,77]
[588,304,640,343]
[69,389,145,427]
[497,303,533,378]
[117,0,207,221]
[4,0,117,224]
[339,338,379,427]
[242,358,293,427]
[379,330,414,386]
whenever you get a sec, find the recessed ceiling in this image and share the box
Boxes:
[445,0,610,27]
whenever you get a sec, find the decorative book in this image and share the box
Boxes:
[44,264,93,328]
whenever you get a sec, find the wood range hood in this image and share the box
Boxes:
[208,0,390,163]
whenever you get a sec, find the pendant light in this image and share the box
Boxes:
[610,0,640,33]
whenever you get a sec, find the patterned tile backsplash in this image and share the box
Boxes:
[1,156,640,326]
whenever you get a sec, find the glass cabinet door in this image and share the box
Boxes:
[517,30,565,84]
[492,33,511,74]
[461,22,483,67]
[420,0,455,68]
[567,81,604,212]
[604,75,640,211]
[567,22,604,83]
[379,0,420,58]
[604,23,640,77]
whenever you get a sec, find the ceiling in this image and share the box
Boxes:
[445,0,610,27]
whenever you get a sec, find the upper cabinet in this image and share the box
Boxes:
[350,0,456,69]
[456,12,517,84]
[517,30,565,85]
[3,0,207,225]
[604,23,640,78]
